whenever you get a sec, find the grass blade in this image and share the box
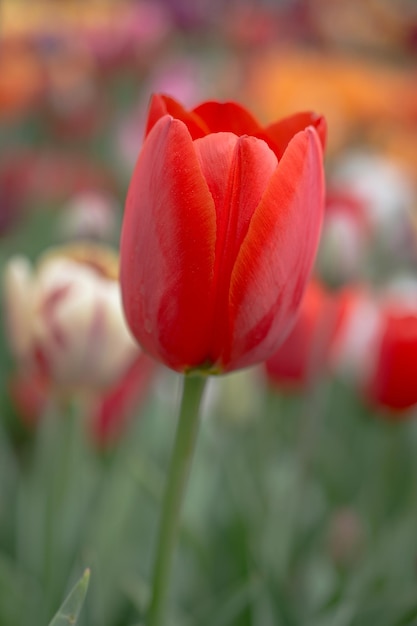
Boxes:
[48,568,90,626]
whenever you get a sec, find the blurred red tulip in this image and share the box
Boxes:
[8,371,49,429]
[367,308,417,412]
[121,95,325,374]
[330,282,417,413]
[265,280,342,389]
[0,150,117,221]
[91,352,157,447]
[8,354,157,447]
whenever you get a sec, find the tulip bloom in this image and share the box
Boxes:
[367,310,417,412]
[121,95,326,374]
[4,242,139,390]
[265,280,342,389]
[8,353,157,446]
[330,282,417,413]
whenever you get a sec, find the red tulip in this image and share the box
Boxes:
[121,95,325,374]
[330,282,417,413]
[8,371,49,429]
[8,354,157,447]
[91,352,157,447]
[265,280,342,389]
[367,309,417,412]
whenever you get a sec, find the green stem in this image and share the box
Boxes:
[147,374,207,626]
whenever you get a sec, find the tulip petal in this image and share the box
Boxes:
[194,133,278,362]
[121,116,216,371]
[194,133,277,264]
[145,94,209,139]
[3,256,34,361]
[192,101,261,135]
[262,112,327,159]
[225,127,324,370]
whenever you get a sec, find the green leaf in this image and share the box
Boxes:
[48,569,90,626]
[0,552,40,626]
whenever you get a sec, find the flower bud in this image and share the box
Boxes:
[3,242,139,391]
[120,94,326,374]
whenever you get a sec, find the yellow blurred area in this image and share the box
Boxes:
[309,0,411,54]
[246,49,417,149]
[1,0,135,37]
[245,47,417,176]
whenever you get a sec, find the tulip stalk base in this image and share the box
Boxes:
[147,374,207,626]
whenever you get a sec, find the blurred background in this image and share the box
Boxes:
[1,0,417,263]
[1,1,417,625]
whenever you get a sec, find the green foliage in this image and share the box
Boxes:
[0,362,417,625]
